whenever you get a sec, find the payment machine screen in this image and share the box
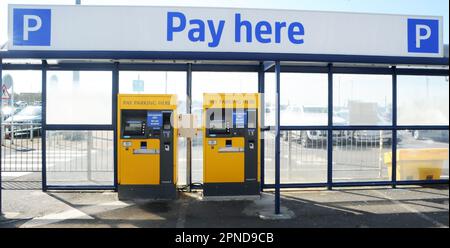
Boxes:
[125,120,143,131]
[147,111,163,129]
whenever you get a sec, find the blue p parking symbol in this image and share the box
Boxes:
[13,9,51,46]
[408,19,439,54]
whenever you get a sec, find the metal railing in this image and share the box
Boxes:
[1,123,42,172]
[45,130,114,186]
[264,130,392,183]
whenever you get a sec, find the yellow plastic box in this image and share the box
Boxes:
[384,148,448,181]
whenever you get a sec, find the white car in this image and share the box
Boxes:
[282,106,348,147]
[351,130,392,144]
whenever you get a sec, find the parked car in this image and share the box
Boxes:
[1,106,17,120]
[412,130,449,143]
[350,130,392,144]
[4,105,42,138]
[341,109,393,144]
[283,105,348,147]
[1,103,26,120]
[334,109,349,123]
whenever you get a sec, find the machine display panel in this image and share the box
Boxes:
[124,120,144,135]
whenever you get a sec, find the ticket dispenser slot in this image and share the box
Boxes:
[203,93,260,197]
[118,94,177,200]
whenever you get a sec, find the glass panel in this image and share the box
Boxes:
[281,73,328,126]
[46,130,114,186]
[191,133,203,184]
[192,72,258,183]
[333,74,392,125]
[119,71,187,185]
[398,76,449,125]
[192,72,258,98]
[46,71,112,125]
[264,73,276,127]
[177,137,187,186]
[280,130,327,183]
[119,71,187,114]
[395,130,449,181]
[264,130,275,185]
[1,70,42,173]
[333,130,392,182]
[1,70,42,107]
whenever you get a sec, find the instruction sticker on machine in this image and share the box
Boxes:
[233,111,247,128]
[147,111,163,128]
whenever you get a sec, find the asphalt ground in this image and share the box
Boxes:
[0,185,448,228]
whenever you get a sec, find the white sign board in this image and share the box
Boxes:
[7,5,444,57]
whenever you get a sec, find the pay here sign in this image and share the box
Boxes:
[8,5,444,57]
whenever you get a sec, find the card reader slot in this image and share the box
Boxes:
[133,149,160,154]
[218,147,244,153]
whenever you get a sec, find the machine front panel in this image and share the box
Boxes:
[119,139,160,185]
[204,137,245,183]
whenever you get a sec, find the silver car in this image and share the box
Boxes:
[283,106,348,147]
[4,105,42,138]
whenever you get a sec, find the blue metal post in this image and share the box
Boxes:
[274,61,281,215]
[112,62,119,191]
[0,59,3,215]
[186,63,192,190]
[327,63,333,190]
[392,66,397,188]
[258,62,265,192]
[42,60,47,191]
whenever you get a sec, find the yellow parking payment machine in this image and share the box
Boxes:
[203,93,260,196]
[118,94,177,200]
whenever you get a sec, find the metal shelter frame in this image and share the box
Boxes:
[0,50,449,215]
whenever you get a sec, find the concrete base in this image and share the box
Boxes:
[258,210,295,220]
[242,192,295,220]
[203,182,260,197]
[0,212,20,219]
[0,212,23,225]
[118,184,177,200]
